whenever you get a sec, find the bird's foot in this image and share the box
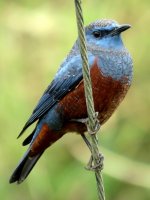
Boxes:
[71,112,100,135]
[86,112,100,135]
[85,153,104,171]
[81,133,104,171]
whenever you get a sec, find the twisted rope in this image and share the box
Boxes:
[74,1,105,200]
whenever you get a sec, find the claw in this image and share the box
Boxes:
[86,112,100,135]
[85,153,104,171]
[71,112,100,135]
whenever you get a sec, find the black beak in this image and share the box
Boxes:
[110,24,131,36]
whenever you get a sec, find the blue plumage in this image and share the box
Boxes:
[10,19,133,184]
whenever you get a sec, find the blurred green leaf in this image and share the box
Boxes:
[0,1,150,200]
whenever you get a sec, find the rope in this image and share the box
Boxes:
[74,1,105,200]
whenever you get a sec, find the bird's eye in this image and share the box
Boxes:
[93,31,101,38]
[93,30,112,38]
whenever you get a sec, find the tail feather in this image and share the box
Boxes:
[9,149,44,184]
[22,130,35,146]
[10,122,62,184]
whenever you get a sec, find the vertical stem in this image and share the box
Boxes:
[74,0,105,200]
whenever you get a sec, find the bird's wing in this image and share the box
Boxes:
[18,54,95,138]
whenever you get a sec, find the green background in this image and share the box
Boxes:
[0,0,150,199]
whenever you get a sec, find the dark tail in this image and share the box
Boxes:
[9,149,44,184]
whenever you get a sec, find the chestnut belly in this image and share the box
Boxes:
[57,63,130,133]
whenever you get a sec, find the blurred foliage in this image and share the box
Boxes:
[0,0,150,200]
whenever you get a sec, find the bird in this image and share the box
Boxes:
[9,19,133,184]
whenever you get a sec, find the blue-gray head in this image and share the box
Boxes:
[85,19,131,50]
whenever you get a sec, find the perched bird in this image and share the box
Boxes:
[9,19,133,184]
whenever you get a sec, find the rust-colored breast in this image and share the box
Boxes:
[29,59,130,155]
[58,58,130,133]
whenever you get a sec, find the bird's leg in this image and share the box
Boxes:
[81,133,92,151]
[71,118,89,124]
[73,113,103,171]
[81,133,104,171]
[80,133,93,169]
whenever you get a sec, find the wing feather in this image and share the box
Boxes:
[17,54,86,138]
